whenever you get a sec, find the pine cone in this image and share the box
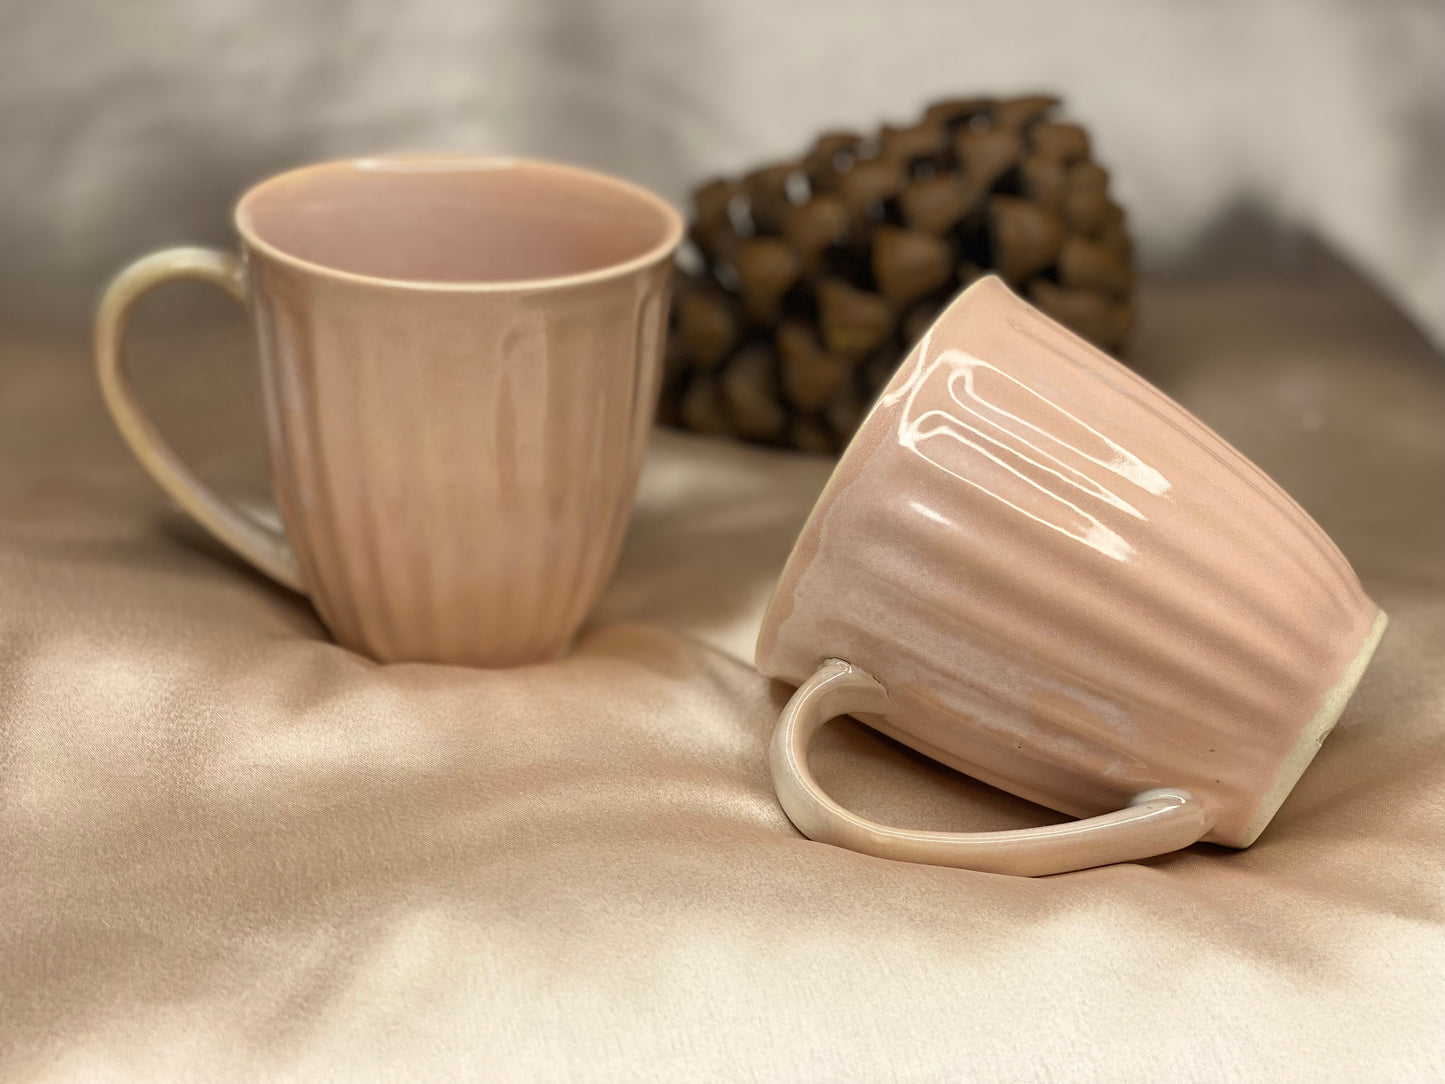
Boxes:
[660,94,1135,452]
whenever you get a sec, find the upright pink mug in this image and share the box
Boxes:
[757,275,1386,876]
[96,155,682,666]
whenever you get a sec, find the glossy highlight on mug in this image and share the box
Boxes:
[885,331,1172,562]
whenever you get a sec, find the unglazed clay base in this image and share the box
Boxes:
[1240,608,1389,845]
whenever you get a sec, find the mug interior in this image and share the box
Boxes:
[236,156,681,286]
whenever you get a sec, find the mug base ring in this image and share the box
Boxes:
[1238,607,1389,846]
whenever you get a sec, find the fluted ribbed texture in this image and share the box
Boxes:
[249,250,672,667]
[757,276,1379,845]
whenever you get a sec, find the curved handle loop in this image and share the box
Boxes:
[770,659,1214,876]
[95,247,305,593]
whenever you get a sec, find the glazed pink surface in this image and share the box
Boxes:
[756,276,1379,845]
[239,158,678,665]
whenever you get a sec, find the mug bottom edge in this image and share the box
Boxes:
[1235,607,1389,848]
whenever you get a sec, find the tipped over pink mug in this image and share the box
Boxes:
[96,155,682,666]
[757,275,1386,876]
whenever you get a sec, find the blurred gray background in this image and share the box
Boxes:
[2,0,1443,344]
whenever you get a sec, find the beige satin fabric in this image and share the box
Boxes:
[2,262,1444,1079]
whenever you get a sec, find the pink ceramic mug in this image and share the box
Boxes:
[96,155,682,666]
[757,275,1386,876]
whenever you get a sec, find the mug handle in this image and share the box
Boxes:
[771,659,1215,876]
[95,247,305,593]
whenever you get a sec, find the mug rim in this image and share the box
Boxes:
[233,153,685,293]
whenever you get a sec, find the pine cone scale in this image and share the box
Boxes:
[663,94,1135,452]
